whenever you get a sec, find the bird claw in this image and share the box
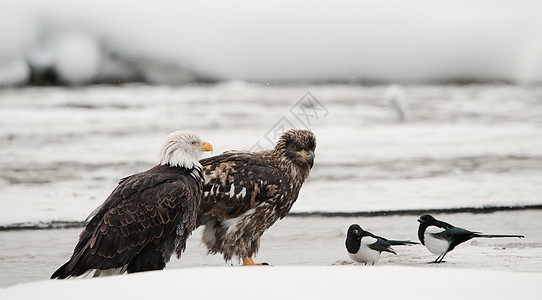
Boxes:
[428,260,446,264]
[242,257,270,266]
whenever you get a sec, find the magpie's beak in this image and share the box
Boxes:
[195,141,213,153]
[298,150,315,168]
[417,218,423,223]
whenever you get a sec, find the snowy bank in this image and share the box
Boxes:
[1,84,541,227]
[1,266,540,299]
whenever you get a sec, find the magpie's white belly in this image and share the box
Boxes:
[348,245,381,265]
[424,233,450,255]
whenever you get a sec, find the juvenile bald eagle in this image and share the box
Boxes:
[197,129,316,265]
[51,130,213,279]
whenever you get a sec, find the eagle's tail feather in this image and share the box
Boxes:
[50,261,71,279]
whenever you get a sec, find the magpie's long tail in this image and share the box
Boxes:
[388,240,419,246]
[474,233,524,238]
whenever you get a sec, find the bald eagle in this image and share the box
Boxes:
[197,129,316,265]
[51,130,213,279]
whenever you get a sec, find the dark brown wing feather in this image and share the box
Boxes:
[198,152,290,226]
[52,165,200,278]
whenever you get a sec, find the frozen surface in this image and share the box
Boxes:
[1,84,542,227]
[2,265,541,300]
[0,84,541,293]
[1,211,541,289]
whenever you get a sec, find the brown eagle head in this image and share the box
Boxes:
[274,129,316,170]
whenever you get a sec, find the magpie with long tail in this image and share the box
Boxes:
[417,214,524,263]
[345,224,418,265]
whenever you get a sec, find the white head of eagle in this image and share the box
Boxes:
[159,130,213,169]
[51,130,214,279]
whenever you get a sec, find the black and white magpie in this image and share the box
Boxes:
[345,224,418,265]
[417,214,525,263]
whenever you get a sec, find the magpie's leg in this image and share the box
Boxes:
[436,252,448,263]
[430,253,445,263]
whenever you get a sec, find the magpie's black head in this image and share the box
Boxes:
[417,214,436,224]
[346,224,364,253]
[347,224,363,239]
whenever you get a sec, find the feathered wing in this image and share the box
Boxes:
[52,167,200,279]
[366,235,396,255]
[418,218,455,245]
[197,152,293,260]
[198,152,290,223]
[433,226,524,249]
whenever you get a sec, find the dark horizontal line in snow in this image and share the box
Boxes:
[1,205,541,231]
[0,221,87,232]
[288,204,542,218]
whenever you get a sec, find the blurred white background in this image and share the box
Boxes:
[1,0,542,86]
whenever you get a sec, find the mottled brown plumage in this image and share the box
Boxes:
[198,129,316,262]
[51,130,212,279]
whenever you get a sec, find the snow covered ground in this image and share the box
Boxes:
[2,266,541,300]
[1,210,541,288]
[1,84,541,293]
[0,210,541,298]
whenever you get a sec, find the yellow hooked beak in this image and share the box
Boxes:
[297,149,315,168]
[195,141,213,153]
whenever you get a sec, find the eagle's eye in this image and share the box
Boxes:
[190,141,197,146]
